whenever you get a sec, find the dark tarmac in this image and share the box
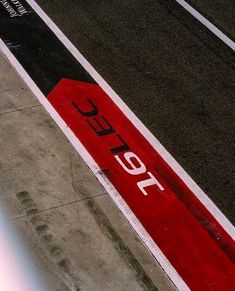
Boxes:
[188,0,234,37]
[36,0,235,224]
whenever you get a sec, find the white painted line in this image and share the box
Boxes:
[175,0,235,51]
[0,39,189,291]
[1,0,235,288]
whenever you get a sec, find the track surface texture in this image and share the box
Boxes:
[0,0,234,290]
[35,0,235,224]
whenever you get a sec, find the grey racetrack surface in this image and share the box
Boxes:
[188,0,235,38]
[36,0,235,224]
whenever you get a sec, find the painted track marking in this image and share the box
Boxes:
[22,0,234,240]
[0,39,189,291]
[0,0,234,289]
[175,0,235,51]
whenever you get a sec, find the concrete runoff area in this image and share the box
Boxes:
[0,54,176,290]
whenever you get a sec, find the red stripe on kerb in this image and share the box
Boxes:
[48,79,235,290]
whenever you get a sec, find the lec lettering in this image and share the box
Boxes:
[72,98,164,196]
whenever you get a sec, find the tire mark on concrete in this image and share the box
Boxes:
[70,158,158,291]
[85,198,158,291]
[16,191,81,291]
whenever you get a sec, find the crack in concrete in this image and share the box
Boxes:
[0,104,41,117]
[12,192,107,221]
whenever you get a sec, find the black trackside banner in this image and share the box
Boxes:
[0,0,95,95]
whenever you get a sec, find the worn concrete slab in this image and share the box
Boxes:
[0,105,105,218]
[0,53,175,290]
[13,194,175,291]
[0,54,39,115]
